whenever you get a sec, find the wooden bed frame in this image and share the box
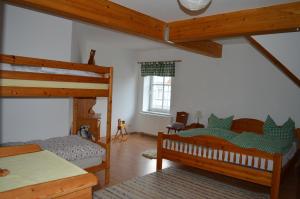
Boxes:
[0,53,113,185]
[0,144,97,198]
[156,118,298,199]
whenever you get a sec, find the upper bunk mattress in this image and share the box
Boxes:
[27,135,105,161]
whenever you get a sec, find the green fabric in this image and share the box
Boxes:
[178,128,292,154]
[141,61,175,77]
[231,132,293,154]
[0,150,87,192]
[263,115,295,141]
[207,114,234,130]
[178,128,238,141]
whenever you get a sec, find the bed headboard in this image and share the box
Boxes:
[231,118,264,134]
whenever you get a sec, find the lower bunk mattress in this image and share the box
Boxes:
[2,135,105,169]
[94,167,269,199]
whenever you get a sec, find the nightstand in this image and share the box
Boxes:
[184,123,205,130]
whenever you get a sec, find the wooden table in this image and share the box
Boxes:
[0,144,97,199]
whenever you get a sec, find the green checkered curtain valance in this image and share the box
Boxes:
[140,61,175,77]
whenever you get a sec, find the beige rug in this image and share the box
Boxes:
[142,149,157,159]
[94,167,269,199]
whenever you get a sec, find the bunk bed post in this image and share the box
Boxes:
[105,66,113,185]
[270,154,282,199]
[72,99,79,134]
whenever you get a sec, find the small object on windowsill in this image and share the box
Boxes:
[184,123,205,130]
[0,168,10,177]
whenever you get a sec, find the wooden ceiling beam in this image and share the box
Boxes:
[247,36,300,87]
[169,2,300,42]
[5,0,222,58]
[173,40,222,58]
[6,0,165,41]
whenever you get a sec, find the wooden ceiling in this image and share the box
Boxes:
[169,2,300,42]
[5,0,300,59]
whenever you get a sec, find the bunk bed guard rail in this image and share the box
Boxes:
[0,54,113,97]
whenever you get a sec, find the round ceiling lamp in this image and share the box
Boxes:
[179,0,212,11]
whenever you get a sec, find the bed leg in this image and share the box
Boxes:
[156,132,163,171]
[271,154,282,199]
[104,168,110,185]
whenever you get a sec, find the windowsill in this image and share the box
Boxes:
[139,111,172,118]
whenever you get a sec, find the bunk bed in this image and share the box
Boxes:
[0,53,113,185]
[156,118,299,199]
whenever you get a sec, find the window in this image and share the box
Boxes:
[142,76,172,114]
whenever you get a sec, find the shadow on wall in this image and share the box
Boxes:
[0,2,4,143]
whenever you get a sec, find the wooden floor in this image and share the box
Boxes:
[95,134,299,199]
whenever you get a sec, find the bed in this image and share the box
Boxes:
[2,135,106,169]
[156,118,299,199]
[0,53,113,185]
[0,144,97,198]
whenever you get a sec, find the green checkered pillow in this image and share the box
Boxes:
[207,114,234,130]
[263,115,295,141]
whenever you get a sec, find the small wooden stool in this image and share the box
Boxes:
[113,119,128,142]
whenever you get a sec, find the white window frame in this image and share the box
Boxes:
[143,76,172,115]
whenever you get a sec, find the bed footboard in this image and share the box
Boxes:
[156,132,282,199]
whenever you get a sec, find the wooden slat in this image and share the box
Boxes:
[0,70,109,83]
[0,54,110,74]
[245,155,249,167]
[247,36,300,87]
[6,0,165,41]
[169,2,300,42]
[258,158,261,170]
[1,87,108,97]
[173,40,222,58]
[233,152,236,163]
[0,144,41,158]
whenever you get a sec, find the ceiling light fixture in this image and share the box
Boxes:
[179,0,212,11]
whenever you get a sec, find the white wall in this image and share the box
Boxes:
[254,32,300,79]
[71,22,138,135]
[1,4,299,141]
[135,43,300,135]
[0,4,73,142]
